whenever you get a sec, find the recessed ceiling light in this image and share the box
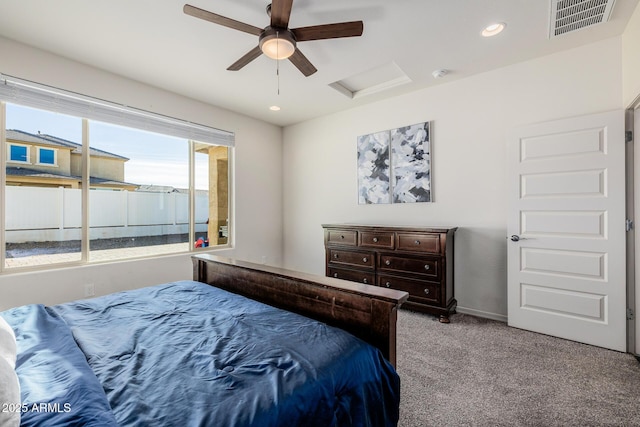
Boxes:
[482,22,506,37]
[269,105,281,111]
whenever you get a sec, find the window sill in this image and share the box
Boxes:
[1,244,233,275]
[7,160,31,165]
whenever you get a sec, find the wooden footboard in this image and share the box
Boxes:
[192,254,409,367]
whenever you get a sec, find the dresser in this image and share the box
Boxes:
[322,224,457,322]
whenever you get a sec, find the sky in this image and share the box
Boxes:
[6,103,210,190]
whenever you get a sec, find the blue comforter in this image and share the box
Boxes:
[1,281,400,426]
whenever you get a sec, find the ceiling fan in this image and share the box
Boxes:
[183,0,364,77]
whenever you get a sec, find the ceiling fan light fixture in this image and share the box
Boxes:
[261,38,295,59]
[260,27,296,60]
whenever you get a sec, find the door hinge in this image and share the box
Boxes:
[628,308,635,321]
[626,219,634,232]
[626,131,633,143]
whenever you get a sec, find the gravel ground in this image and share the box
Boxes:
[5,233,206,258]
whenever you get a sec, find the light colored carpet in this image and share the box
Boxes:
[396,310,640,427]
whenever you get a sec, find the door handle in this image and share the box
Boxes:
[509,234,526,242]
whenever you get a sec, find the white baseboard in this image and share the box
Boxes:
[456,306,507,323]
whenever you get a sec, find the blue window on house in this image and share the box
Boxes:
[39,148,55,165]
[9,145,28,162]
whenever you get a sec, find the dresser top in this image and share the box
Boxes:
[322,224,457,234]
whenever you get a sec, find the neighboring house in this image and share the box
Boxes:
[5,129,138,190]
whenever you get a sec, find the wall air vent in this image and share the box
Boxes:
[549,0,616,38]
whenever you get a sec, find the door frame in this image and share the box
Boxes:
[626,106,635,354]
[629,93,640,355]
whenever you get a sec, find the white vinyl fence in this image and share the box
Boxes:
[5,187,208,243]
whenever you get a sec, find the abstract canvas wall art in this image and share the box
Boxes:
[357,121,431,204]
[391,122,431,203]
[357,130,391,204]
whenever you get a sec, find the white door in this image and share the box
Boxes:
[507,110,627,352]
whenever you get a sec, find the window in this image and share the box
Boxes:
[194,144,229,247]
[87,121,191,261]
[8,144,28,163]
[5,105,82,268]
[37,147,56,165]
[1,76,234,272]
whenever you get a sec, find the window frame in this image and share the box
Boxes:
[7,143,30,164]
[36,146,57,166]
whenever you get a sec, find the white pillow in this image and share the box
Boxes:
[0,357,20,427]
[0,316,16,369]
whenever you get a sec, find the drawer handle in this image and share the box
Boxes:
[362,257,368,263]
[424,288,430,295]
[363,278,368,284]
[373,237,379,243]
[333,273,338,278]
[424,264,430,271]
[334,253,339,259]
[385,259,391,266]
[340,235,345,239]
[385,282,391,288]
[415,240,421,245]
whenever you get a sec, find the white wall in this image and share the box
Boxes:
[0,37,283,310]
[282,37,624,320]
[623,3,640,106]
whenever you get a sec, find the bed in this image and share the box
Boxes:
[0,255,409,427]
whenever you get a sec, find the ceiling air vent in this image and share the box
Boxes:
[549,0,616,38]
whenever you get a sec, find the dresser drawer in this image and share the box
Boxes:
[378,274,439,304]
[359,231,395,249]
[327,229,358,246]
[328,267,375,285]
[397,233,441,254]
[378,254,440,279]
[328,249,374,269]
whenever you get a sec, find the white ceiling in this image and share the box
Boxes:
[0,0,637,127]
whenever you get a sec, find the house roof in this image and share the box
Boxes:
[136,184,181,193]
[6,166,77,182]
[6,166,137,187]
[6,129,129,161]
[89,176,139,187]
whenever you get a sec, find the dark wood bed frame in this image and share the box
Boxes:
[192,254,409,367]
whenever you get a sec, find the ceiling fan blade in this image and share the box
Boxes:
[184,4,262,36]
[270,0,294,28]
[288,49,317,77]
[291,21,363,41]
[227,46,263,71]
